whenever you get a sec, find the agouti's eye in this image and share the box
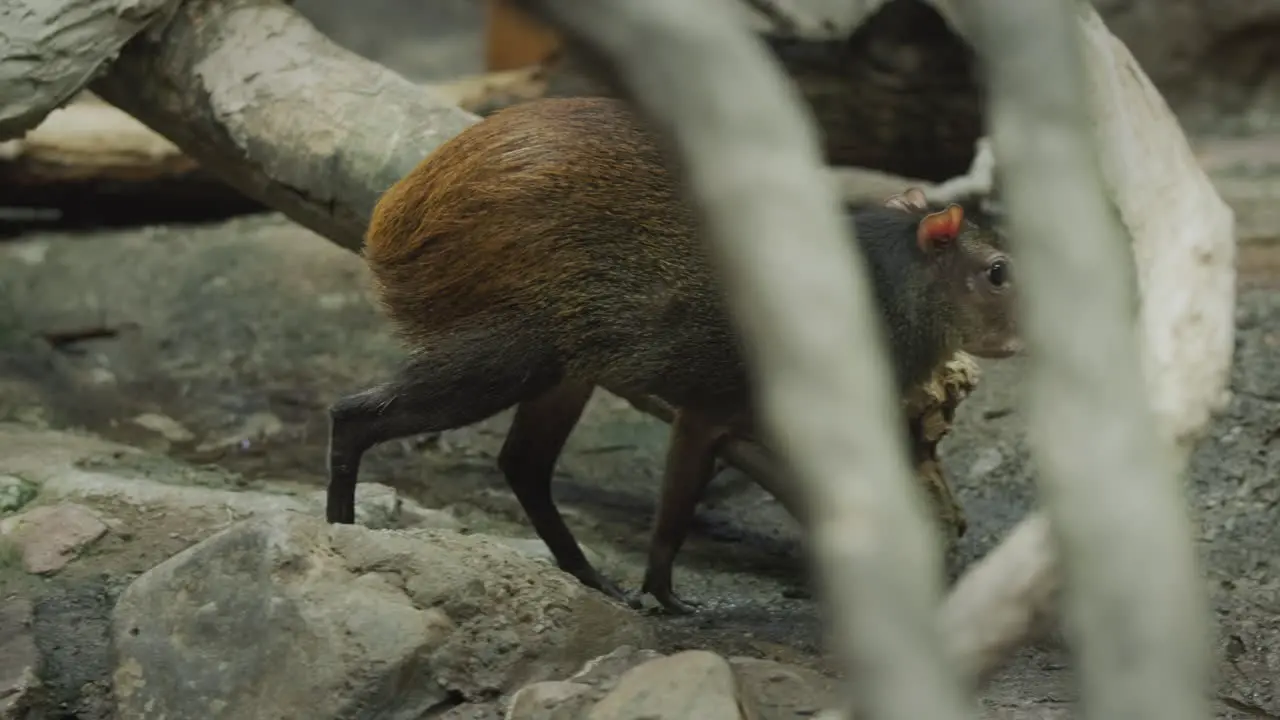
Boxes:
[987,260,1009,287]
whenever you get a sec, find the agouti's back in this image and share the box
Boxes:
[365,98,745,409]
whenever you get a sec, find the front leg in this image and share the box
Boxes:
[499,381,639,608]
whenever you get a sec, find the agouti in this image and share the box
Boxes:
[327,97,1020,614]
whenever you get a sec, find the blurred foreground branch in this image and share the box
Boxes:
[513,1,972,719]
[966,1,1211,719]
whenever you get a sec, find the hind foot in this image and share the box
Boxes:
[640,569,704,615]
[573,565,643,610]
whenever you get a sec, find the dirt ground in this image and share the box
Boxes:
[0,209,1276,717]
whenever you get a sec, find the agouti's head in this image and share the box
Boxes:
[887,188,1021,360]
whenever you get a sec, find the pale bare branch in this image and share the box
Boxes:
[86,0,480,253]
[962,1,1212,719]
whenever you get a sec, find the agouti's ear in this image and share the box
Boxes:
[884,187,930,212]
[916,204,964,253]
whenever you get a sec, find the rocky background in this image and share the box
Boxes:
[2,1,1279,719]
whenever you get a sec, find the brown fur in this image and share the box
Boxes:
[328,97,1019,613]
[365,98,744,410]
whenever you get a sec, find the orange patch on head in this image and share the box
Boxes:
[916,203,964,253]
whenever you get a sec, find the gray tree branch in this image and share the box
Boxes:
[8,0,1231,710]
[88,0,480,253]
[963,1,1211,718]
[511,1,972,719]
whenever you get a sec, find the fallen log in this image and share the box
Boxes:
[0,94,263,227]
[92,0,480,253]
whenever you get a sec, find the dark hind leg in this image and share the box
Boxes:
[327,341,556,524]
[497,381,637,607]
[641,408,728,614]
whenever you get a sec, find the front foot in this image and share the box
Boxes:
[641,570,703,615]
[325,485,356,524]
[326,457,358,524]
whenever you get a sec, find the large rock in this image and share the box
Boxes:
[111,512,654,720]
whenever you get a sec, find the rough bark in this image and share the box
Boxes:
[0,0,177,141]
[965,1,1212,719]
[511,3,974,720]
[89,0,481,253]
[900,353,980,538]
